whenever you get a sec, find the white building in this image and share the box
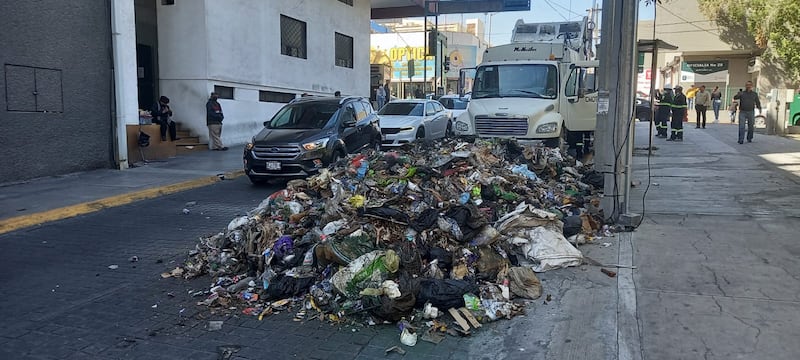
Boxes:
[130,0,372,151]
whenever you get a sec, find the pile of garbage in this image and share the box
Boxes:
[167,139,609,344]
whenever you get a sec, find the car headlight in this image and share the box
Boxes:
[245,137,255,150]
[399,127,415,132]
[302,137,330,151]
[455,121,469,131]
[536,123,558,134]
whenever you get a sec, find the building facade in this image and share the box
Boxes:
[0,1,115,183]
[0,0,373,184]
[637,0,796,107]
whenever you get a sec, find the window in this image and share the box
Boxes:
[352,101,367,121]
[337,0,353,5]
[214,85,234,99]
[161,0,175,5]
[335,33,354,68]
[425,102,435,116]
[4,64,63,113]
[260,91,295,103]
[281,15,307,59]
[362,100,374,114]
[472,64,558,100]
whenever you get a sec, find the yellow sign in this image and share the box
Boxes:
[371,47,432,66]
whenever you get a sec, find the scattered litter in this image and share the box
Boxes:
[151,304,158,308]
[165,138,607,343]
[182,208,190,215]
[385,345,406,355]
[185,201,198,207]
[207,320,223,331]
[601,242,612,248]
[129,256,139,263]
[108,265,119,270]
[601,269,617,278]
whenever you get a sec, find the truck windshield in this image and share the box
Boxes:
[472,64,558,100]
[267,103,339,129]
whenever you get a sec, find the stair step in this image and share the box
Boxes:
[174,136,200,145]
[176,143,209,154]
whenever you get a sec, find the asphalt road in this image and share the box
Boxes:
[0,176,620,360]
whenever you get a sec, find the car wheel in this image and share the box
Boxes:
[330,150,345,166]
[416,127,425,140]
[372,138,382,152]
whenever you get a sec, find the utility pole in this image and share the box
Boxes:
[594,0,639,224]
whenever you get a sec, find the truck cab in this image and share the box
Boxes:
[455,19,598,153]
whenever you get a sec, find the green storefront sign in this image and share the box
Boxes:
[681,61,729,75]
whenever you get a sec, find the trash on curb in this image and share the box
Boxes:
[166,138,608,343]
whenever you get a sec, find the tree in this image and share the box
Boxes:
[698,0,800,80]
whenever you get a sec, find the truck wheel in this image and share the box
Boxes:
[545,127,569,153]
[793,113,800,126]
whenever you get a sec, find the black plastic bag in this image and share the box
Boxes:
[582,170,604,189]
[415,279,478,309]
[265,275,315,300]
[563,215,583,238]
[444,205,487,242]
[358,207,409,225]
[411,208,440,232]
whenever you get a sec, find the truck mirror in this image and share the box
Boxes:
[578,88,587,98]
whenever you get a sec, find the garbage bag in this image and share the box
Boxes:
[266,275,315,300]
[444,205,487,242]
[363,272,419,322]
[498,203,583,272]
[582,170,604,189]
[563,215,583,238]
[331,250,398,297]
[507,267,542,299]
[411,208,440,232]
[358,207,410,225]
[475,246,508,282]
[416,279,479,309]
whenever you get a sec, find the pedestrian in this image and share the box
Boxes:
[655,87,673,138]
[384,80,391,100]
[711,86,722,123]
[206,92,227,151]
[733,81,761,144]
[686,84,699,110]
[376,84,386,110]
[729,96,739,123]
[667,85,687,142]
[151,96,180,142]
[334,91,341,97]
[694,85,710,128]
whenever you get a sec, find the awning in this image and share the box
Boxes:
[371,0,530,19]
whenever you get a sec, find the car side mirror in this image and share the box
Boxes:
[263,121,269,127]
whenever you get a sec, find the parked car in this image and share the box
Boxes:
[635,97,653,122]
[378,99,451,147]
[437,94,470,120]
[243,96,381,183]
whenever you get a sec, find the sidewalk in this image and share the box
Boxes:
[0,146,245,234]
[628,121,800,359]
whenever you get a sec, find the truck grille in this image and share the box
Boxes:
[475,117,529,136]
[252,145,301,160]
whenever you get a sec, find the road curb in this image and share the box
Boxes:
[0,170,245,235]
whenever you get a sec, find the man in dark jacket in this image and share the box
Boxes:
[733,81,761,144]
[206,92,227,151]
[152,96,179,142]
[667,86,687,141]
[655,87,673,138]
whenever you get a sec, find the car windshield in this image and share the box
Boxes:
[378,102,424,116]
[439,98,469,110]
[472,64,558,100]
[267,103,339,129]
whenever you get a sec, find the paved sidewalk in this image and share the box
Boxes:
[0,147,245,233]
[629,122,800,359]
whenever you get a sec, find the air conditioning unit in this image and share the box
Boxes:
[748,56,762,73]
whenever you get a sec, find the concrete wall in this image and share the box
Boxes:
[0,1,113,183]
[158,0,371,147]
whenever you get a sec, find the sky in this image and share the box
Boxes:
[439,0,656,46]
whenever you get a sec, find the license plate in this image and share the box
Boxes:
[265,161,281,170]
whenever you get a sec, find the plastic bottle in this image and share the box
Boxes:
[459,192,470,204]
[356,160,369,179]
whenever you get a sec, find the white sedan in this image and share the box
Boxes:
[437,94,470,120]
[378,100,451,147]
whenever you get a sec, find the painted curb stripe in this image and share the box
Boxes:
[0,170,244,235]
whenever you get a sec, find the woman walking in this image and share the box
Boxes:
[711,86,722,123]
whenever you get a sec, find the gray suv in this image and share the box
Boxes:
[243,96,381,183]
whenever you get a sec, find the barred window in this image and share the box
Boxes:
[281,15,307,59]
[214,85,234,100]
[335,32,354,69]
[338,0,354,6]
[259,91,295,103]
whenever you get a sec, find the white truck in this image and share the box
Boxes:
[455,19,599,152]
